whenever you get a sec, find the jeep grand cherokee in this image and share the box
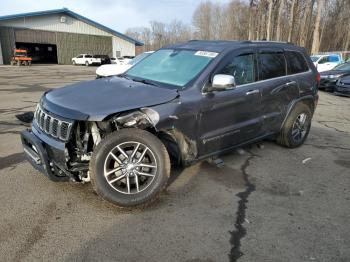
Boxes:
[21,40,319,207]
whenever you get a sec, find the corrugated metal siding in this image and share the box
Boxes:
[0,26,15,64]
[112,36,135,57]
[0,13,135,56]
[0,39,3,64]
[15,28,56,44]
[0,26,113,64]
[56,32,112,64]
[0,14,111,36]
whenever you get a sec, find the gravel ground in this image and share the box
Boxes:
[0,65,349,262]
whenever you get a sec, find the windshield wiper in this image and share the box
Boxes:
[131,78,158,87]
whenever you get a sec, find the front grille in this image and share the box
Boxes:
[34,105,73,141]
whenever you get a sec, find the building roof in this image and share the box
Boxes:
[0,8,143,46]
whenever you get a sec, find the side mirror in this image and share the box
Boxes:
[209,74,236,92]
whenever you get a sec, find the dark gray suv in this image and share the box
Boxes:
[21,40,319,206]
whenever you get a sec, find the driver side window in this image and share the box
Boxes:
[218,54,255,86]
[318,56,328,64]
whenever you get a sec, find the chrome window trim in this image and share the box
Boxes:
[202,70,312,94]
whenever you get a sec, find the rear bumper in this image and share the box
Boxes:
[20,124,73,182]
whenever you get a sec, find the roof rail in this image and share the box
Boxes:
[251,40,294,45]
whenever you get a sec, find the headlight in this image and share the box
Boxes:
[328,74,342,79]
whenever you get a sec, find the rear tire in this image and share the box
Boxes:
[90,129,170,207]
[85,61,89,66]
[277,103,312,148]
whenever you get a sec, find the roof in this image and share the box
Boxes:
[0,8,143,46]
[165,40,297,53]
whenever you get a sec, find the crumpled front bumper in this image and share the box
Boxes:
[20,123,71,182]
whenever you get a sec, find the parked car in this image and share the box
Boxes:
[72,54,102,66]
[21,40,318,207]
[310,54,342,72]
[96,51,154,78]
[319,62,350,91]
[93,55,111,65]
[334,75,350,97]
[110,57,120,64]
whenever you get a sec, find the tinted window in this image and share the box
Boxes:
[285,51,309,74]
[318,56,328,64]
[329,55,340,62]
[258,52,286,80]
[77,55,83,58]
[85,55,92,58]
[219,54,255,85]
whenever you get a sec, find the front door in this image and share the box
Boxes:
[198,49,263,155]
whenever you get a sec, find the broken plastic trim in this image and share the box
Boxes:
[114,108,159,128]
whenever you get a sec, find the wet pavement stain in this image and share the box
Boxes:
[229,155,256,262]
[0,152,25,170]
[13,202,57,261]
[334,159,350,168]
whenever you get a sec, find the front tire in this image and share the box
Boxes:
[277,103,312,148]
[90,129,170,207]
[85,61,89,66]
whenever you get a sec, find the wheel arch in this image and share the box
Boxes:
[280,95,317,131]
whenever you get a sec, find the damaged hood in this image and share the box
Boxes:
[42,76,178,121]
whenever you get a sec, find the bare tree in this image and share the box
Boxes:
[311,0,324,53]
[287,0,297,42]
[126,0,350,53]
[266,0,274,40]
[276,0,285,41]
[192,1,213,39]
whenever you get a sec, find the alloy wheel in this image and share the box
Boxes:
[292,113,308,142]
[103,141,157,194]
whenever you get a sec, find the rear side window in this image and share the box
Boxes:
[285,51,309,74]
[218,54,255,85]
[329,55,340,62]
[258,52,286,80]
[85,55,92,58]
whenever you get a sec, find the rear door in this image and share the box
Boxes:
[199,48,263,155]
[256,48,299,134]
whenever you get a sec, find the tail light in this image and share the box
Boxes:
[316,72,321,86]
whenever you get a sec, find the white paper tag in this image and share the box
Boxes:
[194,51,218,58]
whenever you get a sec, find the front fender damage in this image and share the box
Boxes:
[106,109,198,164]
[113,108,159,129]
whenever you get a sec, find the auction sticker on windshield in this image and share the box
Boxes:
[194,51,219,58]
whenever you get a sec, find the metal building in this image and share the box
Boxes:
[0,8,143,65]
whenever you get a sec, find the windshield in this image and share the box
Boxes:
[310,56,320,62]
[333,62,350,71]
[126,49,216,87]
[128,53,152,66]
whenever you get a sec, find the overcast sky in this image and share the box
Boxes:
[0,0,230,33]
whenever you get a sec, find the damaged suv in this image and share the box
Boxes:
[21,40,319,206]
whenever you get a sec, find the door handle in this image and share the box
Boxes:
[246,89,260,95]
[285,81,297,86]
